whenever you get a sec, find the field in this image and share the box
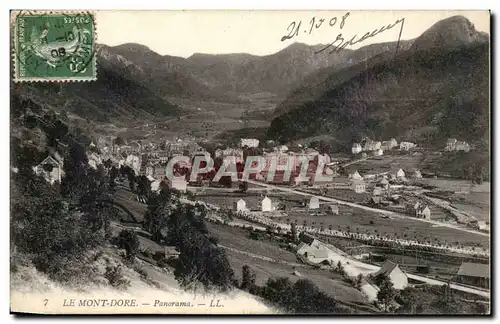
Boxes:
[206,222,375,309]
[197,190,490,249]
[342,153,425,175]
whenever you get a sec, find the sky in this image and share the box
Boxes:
[97,10,490,58]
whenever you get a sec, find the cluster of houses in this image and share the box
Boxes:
[406,201,431,220]
[351,138,417,156]
[346,168,422,195]
[233,195,340,217]
[445,138,471,152]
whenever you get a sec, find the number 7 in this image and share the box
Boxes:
[44,299,48,306]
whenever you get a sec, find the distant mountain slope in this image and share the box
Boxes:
[12,58,182,123]
[267,41,489,146]
[272,40,415,117]
[98,44,243,103]
[268,16,489,147]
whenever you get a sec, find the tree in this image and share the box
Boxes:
[113,136,125,146]
[240,265,257,293]
[290,222,298,241]
[117,229,139,260]
[377,276,396,312]
[238,181,248,193]
[136,175,151,197]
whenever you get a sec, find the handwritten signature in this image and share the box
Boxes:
[281,12,405,57]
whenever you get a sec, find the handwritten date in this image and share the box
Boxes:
[280,12,405,57]
[281,12,351,42]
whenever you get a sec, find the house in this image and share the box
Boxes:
[261,196,273,212]
[33,155,64,184]
[151,179,162,193]
[87,152,102,170]
[233,199,247,212]
[240,138,259,148]
[352,143,362,154]
[167,178,187,192]
[390,138,398,148]
[373,187,383,196]
[379,178,390,190]
[153,165,167,179]
[373,260,408,290]
[349,170,363,180]
[309,196,320,210]
[416,206,431,220]
[164,246,180,259]
[399,142,416,151]
[278,145,289,153]
[296,236,332,265]
[446,138,458,151]
[456,262,490,289]
[381,141,392,150]
[125,154,141,174]
[396,169,406,179]
[477,221,490,232]
[352,179,366,193]
[364,140,381,151]
[327,205,339,215]
[413,170,423,179]
[373,148,384,156]
[455,141,471,152]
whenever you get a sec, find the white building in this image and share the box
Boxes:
[373,260,408,290]
[413,170,423,179]
[416,206,431,220]
[396,169,406,179]
[349,170,363,180]
[399,142,416,151]
[379,178,390,190]
[446,138,471,152]
[309,196,320,210]
[168,178,187,192]
[328,205,339,215]
[240,138,260,148]
[151,179,162,193]
[373,187,383,196]
[352,143,362,154]
[373,148,384,156]
[352,179,366,193]
[87,152,102,170]
[33,155,64,184]
[233,199,247,212]
[261,196,273,212]
[363,140,381,151]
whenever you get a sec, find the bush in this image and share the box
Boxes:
[117,230,140,260]
[105,265,130,290]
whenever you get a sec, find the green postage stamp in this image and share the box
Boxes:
[12,10,97,82]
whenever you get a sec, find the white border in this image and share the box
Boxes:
[2,1,497,324]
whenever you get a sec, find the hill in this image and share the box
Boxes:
[272,40,415,117]
[99,43,244,103]
[267,16,489,148]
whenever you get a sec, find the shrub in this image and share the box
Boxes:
[105,265,130,290]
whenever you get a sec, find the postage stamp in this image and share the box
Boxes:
[11,10,97,82]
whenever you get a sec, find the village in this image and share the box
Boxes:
[27,130,490,307]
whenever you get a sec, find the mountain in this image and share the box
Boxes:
[12,58,183,123]
[411,15,489,52]
[184,43,359,96]
[98,44,243,103]
[272,40,415,117]
[267,16,489,150]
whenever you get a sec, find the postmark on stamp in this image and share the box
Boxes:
[12,10,97,82]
